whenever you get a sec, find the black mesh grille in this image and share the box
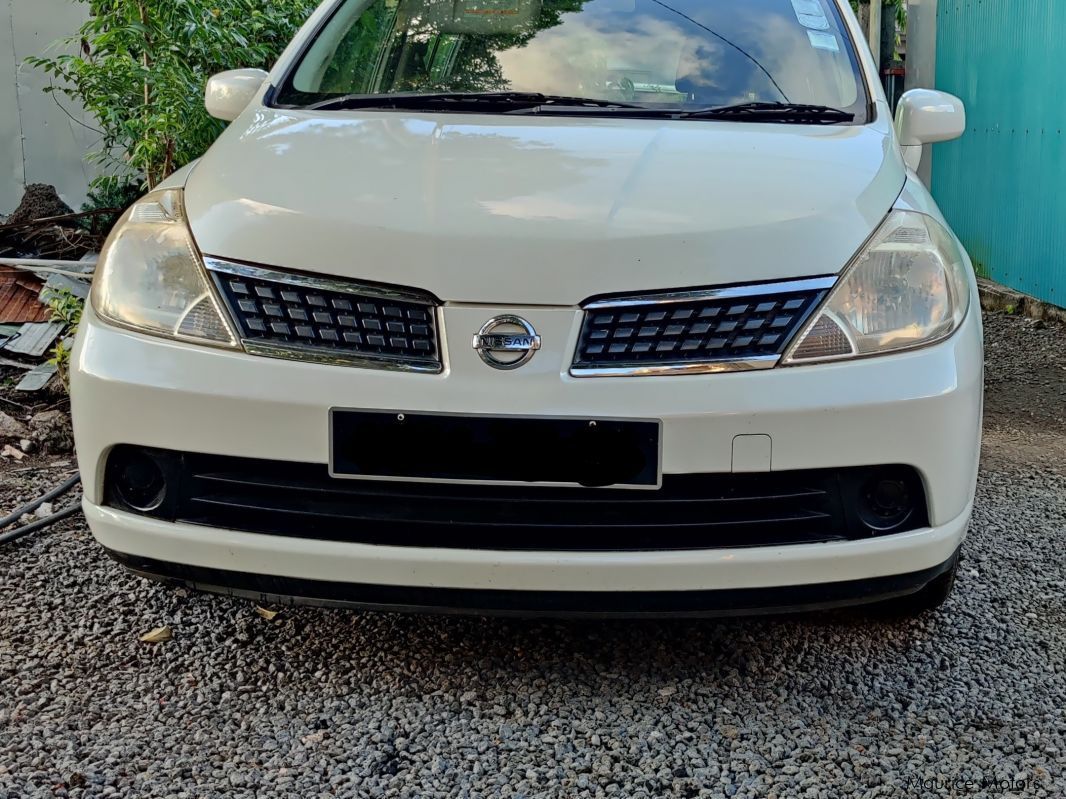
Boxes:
[574,283,829,372]
[106,448,930,552]
[211,264,440,371]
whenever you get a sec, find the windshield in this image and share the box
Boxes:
[275,0,867,119]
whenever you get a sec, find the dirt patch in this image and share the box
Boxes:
[981,311,1066,472]
[984,317,1066,431]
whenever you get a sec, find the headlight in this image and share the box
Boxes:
[783,210,972,364]
[91,188,237,348]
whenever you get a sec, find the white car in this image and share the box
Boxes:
[71,0,982,617]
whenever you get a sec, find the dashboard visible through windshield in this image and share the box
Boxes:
[274,0,868,120]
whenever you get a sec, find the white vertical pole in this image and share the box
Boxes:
[868,0,883,70]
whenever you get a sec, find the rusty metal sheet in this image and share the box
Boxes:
[0,267,51,324]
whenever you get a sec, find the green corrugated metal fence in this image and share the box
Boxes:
[933,0,1066,307]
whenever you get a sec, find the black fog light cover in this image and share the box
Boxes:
[107,448,168,513]
[857,471,918,532]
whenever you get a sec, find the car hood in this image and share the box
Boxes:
[185,109,905,305]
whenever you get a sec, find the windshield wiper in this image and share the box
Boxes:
[303,94,853,122]
[678,102,855,123]
[306,91,643,112]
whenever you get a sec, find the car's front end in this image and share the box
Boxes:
[71,0,982,616]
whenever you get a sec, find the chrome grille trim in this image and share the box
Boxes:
[582,276,838,309]
[205,258,437,305]
[571,355,781,378]
[239,340,442,373]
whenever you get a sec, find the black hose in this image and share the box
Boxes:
[0,503,81,546]
[0,472,81,530]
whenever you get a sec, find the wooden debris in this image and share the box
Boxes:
[139,626,173,644]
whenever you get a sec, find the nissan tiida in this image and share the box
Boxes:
[72,0,981,616]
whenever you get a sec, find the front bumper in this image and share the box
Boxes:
[71,299,982,608]
[87,500,969,611]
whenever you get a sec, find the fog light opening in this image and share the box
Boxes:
[112,450,168,513]
[858,474,915,532]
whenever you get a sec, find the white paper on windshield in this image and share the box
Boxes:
[807,30,840,52]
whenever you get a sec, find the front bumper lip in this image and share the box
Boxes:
[83,499,972,595]
[107,545,962,618]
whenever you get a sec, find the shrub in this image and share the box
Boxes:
[28,0,318,191]
[79,175,144,239]
[44,288,85,389]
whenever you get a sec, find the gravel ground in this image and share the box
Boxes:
[1,311,1064,798]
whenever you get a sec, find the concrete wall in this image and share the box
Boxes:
[1,0,97,216]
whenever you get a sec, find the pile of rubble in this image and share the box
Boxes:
[0,407,74,461]
[1,184,96,395]
[0,183,111,261]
